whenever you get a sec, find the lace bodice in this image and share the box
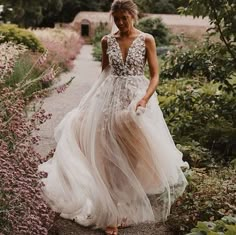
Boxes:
[106,33,146,76]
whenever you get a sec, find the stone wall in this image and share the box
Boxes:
[70,12,210,43]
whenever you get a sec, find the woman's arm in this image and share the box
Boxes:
[143,34,159,101]
[136,34,159,109]
[101,36,109,71]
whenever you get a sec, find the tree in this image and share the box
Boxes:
[136,0,176,14]
[40,0,64,27]
[136,17,172,45]
[97,0,114,12]
[0,0,113,27]
[0,0,63,27]
[162,0,236,93]
[179,0,236,62]
[135,0,189,14]
[56,0,113,23]
[180,0,236,93]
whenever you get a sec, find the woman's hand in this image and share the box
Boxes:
[136,98,147,111]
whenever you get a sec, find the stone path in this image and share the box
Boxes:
[34,45,100,157]
[35,45,173,235]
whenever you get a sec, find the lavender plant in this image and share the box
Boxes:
[0,40,72,234]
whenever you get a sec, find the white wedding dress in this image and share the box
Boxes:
[38,32,189,229]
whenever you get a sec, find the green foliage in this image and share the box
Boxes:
[6,54,49,98]
[0,0,113,27]
[1,0,46,27]
[158,79,236,164]
[170,0,189,9]
[179,0,236,52]
[92,23,110,61]
[176,0,236,91]
[39,0,64,27]
[161,38,235,93]
[91,22,110,45]
[167,168,236,234]
[0,24,44,52]
[177,141,214,168]
[0,0,64,27]
[46,0,113,25]
[0,190,12,233]
[92,42,103,62]
[187,216,236,235]
[136,0,189,14]
[158,0,236,176]
[136,17,172,46]
[136,0,176,14]
[0,0,190,27]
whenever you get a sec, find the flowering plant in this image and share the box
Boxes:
[0,39,73,234]
[32,28,84,71]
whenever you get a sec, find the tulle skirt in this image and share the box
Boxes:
[38,66,189,229]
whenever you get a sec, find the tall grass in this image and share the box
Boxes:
[32,28,84,71]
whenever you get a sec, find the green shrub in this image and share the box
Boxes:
[187,216,236,235]
[136,0,177,14]
[177,141,214,168]
[161,37,236,94]
[136,17,172,46]
[167,167,236,234]
[92,22,110,61]
[158,79,236,164]
[0,24,44,52]
[5,53,51,98]
[91,22,110,45]
[92,41,103,61]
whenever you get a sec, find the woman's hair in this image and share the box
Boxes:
[110,0,139,21]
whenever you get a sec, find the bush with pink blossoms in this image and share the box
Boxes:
[0,40,27,80]
[32,27,84,71]
[0,88,54,234]
[0,41,72,234]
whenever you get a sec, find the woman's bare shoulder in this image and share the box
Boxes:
[101,34,109,43]
[101,35,112,49]
[143,33,155,43]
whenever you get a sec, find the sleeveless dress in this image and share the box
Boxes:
[38,33,189,229]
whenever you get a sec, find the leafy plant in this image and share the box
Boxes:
[92,22,110,61]
[91,22,110,45]
[136,0,189,14]
[179,0,236,62]
[168,0,236,93]
[0,40,54,235]
[161,38,236,93]
[187,216,236,235]
[158,78,236,164]
[0,24,44,52]
[0,39,73,235]
[167,168,236,234]
[136,17,172,46]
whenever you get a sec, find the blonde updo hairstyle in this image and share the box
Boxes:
[110,0,139,22]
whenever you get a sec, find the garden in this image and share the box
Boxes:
[92,1,236,234]
[0,0,236,234]
[0,23,83,234]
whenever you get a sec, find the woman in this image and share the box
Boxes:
[38,0,189,234]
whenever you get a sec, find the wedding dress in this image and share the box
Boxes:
[38,32,189,229]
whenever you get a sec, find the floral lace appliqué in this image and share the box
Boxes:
[106,34,146,76]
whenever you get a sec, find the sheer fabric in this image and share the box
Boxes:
[38,33,189,229]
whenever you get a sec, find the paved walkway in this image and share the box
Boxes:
[36,45,173,235]
[34,45,100,157]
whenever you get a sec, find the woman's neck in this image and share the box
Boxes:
[119,27,137,38]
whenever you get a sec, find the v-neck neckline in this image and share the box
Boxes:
[112,33,143,66]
